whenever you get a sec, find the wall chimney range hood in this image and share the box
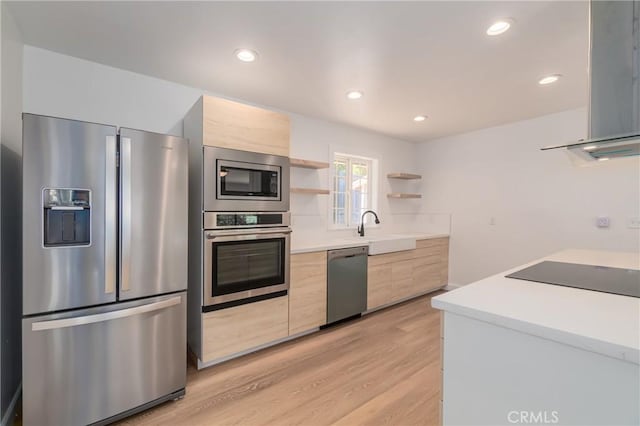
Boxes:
[543,0,640,161]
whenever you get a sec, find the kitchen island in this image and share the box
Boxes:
[432,249,640,426]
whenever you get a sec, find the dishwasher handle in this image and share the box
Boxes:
[327,246,368,261]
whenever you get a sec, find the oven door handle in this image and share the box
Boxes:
[206,228,292,239]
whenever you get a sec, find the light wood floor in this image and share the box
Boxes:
[119,292,444,426]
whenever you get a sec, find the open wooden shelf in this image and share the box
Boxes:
[387,193,422,199]
[387,172,422,180]
[291,187,330,195]
[290,158,330,169]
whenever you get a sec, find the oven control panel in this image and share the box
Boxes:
[207,212,291,229]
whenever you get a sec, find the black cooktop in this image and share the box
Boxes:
[506,261,640,298]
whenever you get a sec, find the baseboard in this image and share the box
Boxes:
[364,286,446,315]
[1,383,21,426]
[444,283,463,291]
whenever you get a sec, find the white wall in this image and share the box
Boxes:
[0,3,23,422]
[23,46,201,137]
[25,46,634,289]
[419,108,640,285]
[22,46,441,243]
[289,112,435,241]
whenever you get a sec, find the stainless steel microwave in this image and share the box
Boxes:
[203,146,290,212]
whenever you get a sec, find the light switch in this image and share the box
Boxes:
[596,216,610,228]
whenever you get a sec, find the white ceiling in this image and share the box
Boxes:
[7,1,589,142]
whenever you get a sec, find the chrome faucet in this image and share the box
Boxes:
[357,210,380,237]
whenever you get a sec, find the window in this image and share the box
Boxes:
[331,153,377,228]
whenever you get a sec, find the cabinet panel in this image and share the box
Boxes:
[415,238,449,292]
[202,296,289,362]
[367,237,449,310]
[202,95,290,157]
[440,239,450,285]
[413,247,444,265]
[391,259,415,301]
[289,251,327,335]
[413,260,443,293]
[416,237,448,250]
[368,249,414,267]
[367,263,393,309]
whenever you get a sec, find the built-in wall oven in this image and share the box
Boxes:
[203,212,291,309]
[203,146,290,212]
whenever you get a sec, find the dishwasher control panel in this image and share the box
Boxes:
[327,246,368,261]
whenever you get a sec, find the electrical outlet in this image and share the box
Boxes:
[628,217,640,229]
[596,216,610,228]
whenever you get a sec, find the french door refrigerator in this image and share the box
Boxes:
[21,114,189,426]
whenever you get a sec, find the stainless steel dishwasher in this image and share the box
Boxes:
[327,246,368,324]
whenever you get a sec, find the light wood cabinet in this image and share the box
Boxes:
[413,240,448,294]
[289,251,327,335]
[192,95,290,157]
[417,237,448,250]
[367,263,392,309]
[366,237,449,310]
[391,259,415,301]
[290,158,330,169]
[202,296,289,362]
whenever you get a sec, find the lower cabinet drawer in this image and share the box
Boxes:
[202,296,289,362]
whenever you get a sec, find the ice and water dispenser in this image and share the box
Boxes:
[43,188,91,247]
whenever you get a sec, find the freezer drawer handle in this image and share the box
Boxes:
[31,296,181,331]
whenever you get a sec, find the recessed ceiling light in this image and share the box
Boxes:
[413,115,427,122]
[346,91,363,100]
[538,74,562,85]
[597,157,610,162]
[486,19,513,36]
[235,49,258,62]
[583,145,598,151]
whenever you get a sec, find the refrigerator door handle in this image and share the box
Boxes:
[31,296,182,331]
[105,135,117,294]
[120,136,132,292]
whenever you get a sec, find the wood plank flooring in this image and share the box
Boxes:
[119,292,444,426]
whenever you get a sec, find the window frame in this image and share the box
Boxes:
[329,152,378,230]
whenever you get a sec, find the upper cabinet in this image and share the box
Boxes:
[186,95,291,157]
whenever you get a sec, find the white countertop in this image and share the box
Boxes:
[432,249,640,364]
[291,238,369,254]
[290,232,449,254]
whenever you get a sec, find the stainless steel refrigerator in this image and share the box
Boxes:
[21,114,189,426]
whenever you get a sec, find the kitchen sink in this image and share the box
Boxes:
[364,234,417,255]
